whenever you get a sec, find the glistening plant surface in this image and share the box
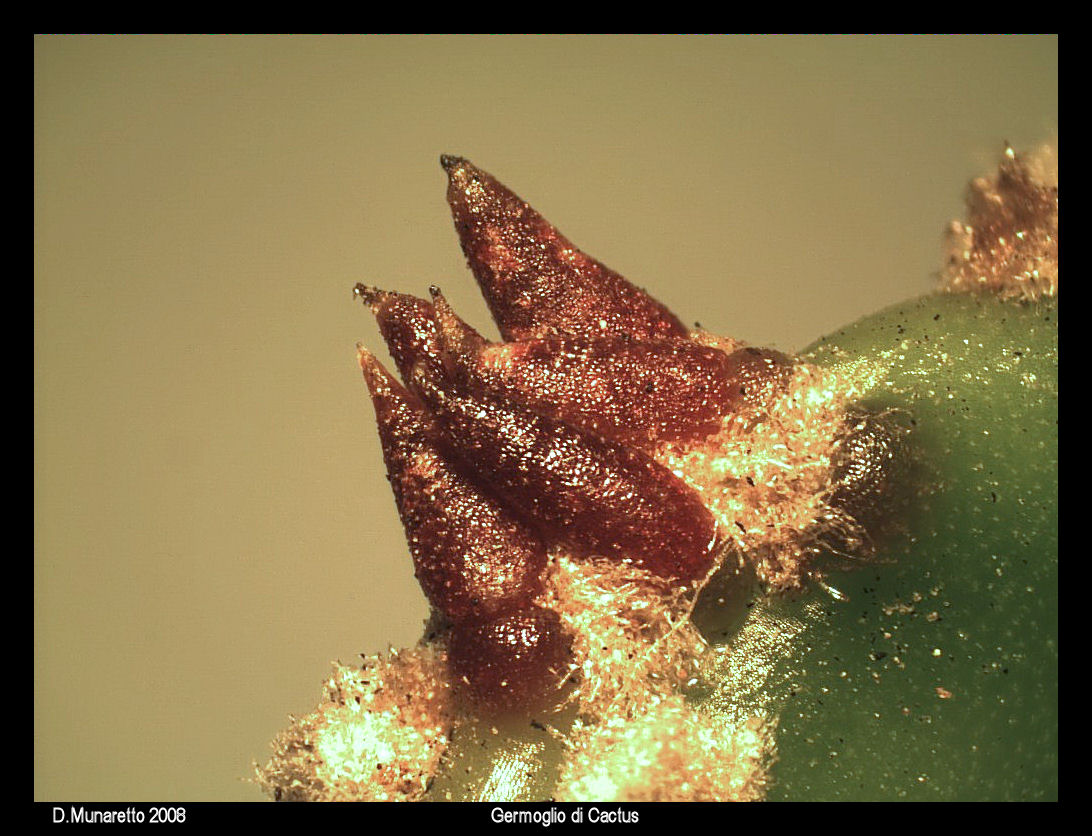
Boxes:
[258,145,1057,801]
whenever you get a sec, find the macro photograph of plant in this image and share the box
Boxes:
[35,34,1056,803]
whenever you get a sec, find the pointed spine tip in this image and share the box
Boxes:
[427,288,481,357]
[353,284,386,308]
[356,342,376,372]
[429,288,457,333]
[426,286,455,338]
[357,343,385,383]
[357,346,399,401]
[440,154,467,173]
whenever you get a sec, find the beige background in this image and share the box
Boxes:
[34,35,1057,801]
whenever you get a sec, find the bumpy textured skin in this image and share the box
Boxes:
[413,366,723,582]
[448,607,571,716]
[359,350,547,623]
[441,154,689,342]
[357,156,860,715]
[431,287,773,448]
[719,346,796,412]
[355,286,447,387]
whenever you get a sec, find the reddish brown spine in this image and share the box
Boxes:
[359,348,547,622]
[441,155,689,343]
[354,285,447,389]
[430,287,793,448]
[412,365,723,582]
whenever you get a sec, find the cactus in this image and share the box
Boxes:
[257,144,1057,802]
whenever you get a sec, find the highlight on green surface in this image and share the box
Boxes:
[256,142,1057,802]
